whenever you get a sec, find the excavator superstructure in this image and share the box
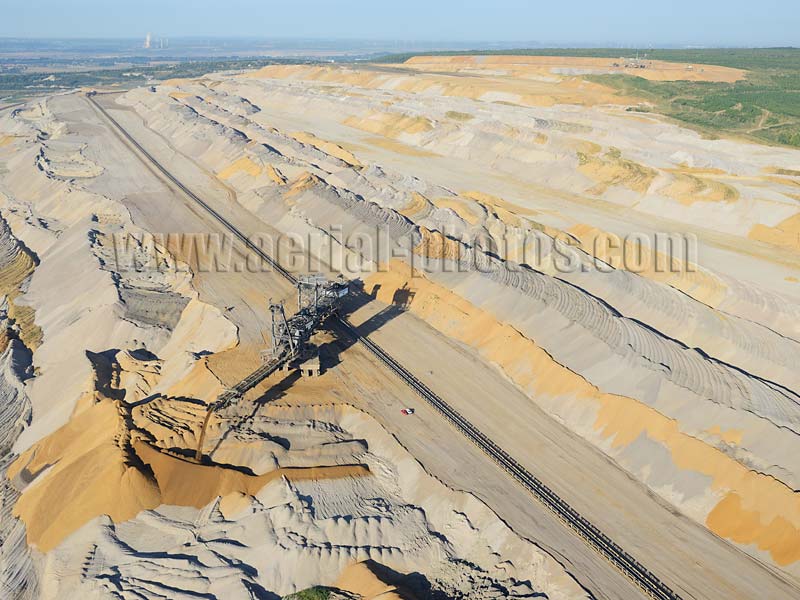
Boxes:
[194,274,350,460]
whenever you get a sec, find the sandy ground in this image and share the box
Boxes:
[0,54,799,600]
[400,55,747,82]
[106,81,799,595]
[0,92,587,599]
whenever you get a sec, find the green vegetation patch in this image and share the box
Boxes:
[445,110,474,121]
[590,60,800,147]
[283,587,332,600]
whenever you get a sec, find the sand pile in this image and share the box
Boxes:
[412,226,464,261]
[218,154,267,179]
[343,111,434,144]
[9,399,161,552]
[35,402,585,599]
[291,131,363,168]
[749,211,800,252]
[577,146,658,195]
[398,192,433,219]
[659,168,739,206]
[335,560,419,599]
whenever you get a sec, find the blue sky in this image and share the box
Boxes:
[1,0,797,46]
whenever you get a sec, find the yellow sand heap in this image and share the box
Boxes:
[0,225,42,350]
[749,212,800,252]
[135,441,370,509]
[218,155,263,179]
[365,261,800,566]
[344,110,433,139]
[577,147,657,195]
[285,171,325,200]
[462,191,526,229]
[291,131,363,167]
[412,227,464,260]
[661,169,740,205]
[9,401,161,552]
[431,196,483,225]
[335,561,419,600]
[398,192,432,218]
[266,164,288,184]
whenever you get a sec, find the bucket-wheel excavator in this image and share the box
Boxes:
[194,274,350,461]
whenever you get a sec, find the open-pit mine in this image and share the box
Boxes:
[0,55,799,600]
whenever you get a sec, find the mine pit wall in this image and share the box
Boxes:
[0,228,38,600]
[0,105,235,455]
[212,70,800,344]
[256,166,800,572]
[253,160,800,474]
[0,93,238,564]
[120,84,800,574]
[0,94,589,600]
[128,82,800,388]
[367,255,800,570]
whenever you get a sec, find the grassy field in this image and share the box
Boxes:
[588,51,800,147]
[379,48,800,148]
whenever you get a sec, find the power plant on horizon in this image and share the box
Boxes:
[143,33,168,49]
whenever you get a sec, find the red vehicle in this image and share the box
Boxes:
[400,408,415,415]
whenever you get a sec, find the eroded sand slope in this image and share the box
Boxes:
[115,58,800,579]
